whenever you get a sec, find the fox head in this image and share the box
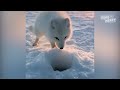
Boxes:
[50,18,72,49]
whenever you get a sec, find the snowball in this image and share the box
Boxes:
[45,48,73,71]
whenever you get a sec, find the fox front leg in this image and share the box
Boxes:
[50,41,56,48]
[33,37,39,46]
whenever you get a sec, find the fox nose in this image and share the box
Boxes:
[60,47,63,49]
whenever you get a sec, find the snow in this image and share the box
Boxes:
[26,11,94,79]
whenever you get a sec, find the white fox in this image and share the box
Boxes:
[29,11,72,49]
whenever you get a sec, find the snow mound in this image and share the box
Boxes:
[26,41,94,79]
[46,48,73,71]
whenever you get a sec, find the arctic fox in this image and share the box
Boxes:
[29,11,72,49]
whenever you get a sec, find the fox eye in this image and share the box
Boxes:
[54,37,59,40]
[64,36,67,39]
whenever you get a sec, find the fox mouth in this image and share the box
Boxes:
[57,46,64,50]
[60,47,63,49]
[56,46,64,50]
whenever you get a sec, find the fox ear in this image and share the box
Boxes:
[64,18,70,27]
[51,19,56,29]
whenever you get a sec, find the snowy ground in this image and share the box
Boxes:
[26,11,94,79]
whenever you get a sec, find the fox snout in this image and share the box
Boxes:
[60,47,64,49]
[56,43,64,49]
[58,42,64,49]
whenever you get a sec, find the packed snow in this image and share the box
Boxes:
[26,11,94,79]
